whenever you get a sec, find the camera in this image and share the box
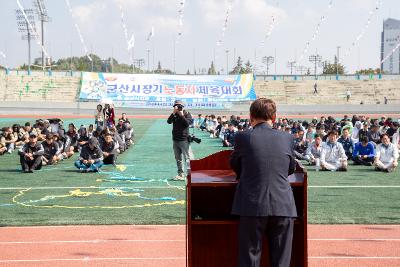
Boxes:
[188,134,201,144]
[176,105,184,111]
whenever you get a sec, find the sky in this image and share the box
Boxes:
[0,0,399,74]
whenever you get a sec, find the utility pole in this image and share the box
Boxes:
[287,60,296,75]
[309,54,322,78]
[262,56,274,75]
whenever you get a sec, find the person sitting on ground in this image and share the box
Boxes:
[393,127,400,150]
[337,128,354,160]
[119,112,130,124]
[305,124,316,143]
[12,124,25,148]
[223,124,237,147]
[59,129,74,159]
[18,133,44,173]
[293,129,308,160]
[74,137,103,173]
[66,123,79,152]
[77,125,89,150]
[368,124,381,145]
[320,130,348,171]
[1,127,18,154]
[88,124,94,138]
[19,122,36,144]
[305,134,323,165]
[358,122,369,141]
[315,125,327,141]
[41,133,60,166]
[386,122,399,142]
[218,122,229,140]
[100,132,119,165]
[53,133,65,162]
[352,136,376,166]
[374,133,399,173]
[109,127,125,153]
[116,119,131,148]
[0,136,7,155]
[351,121,362,144]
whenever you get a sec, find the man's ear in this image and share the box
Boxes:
[272,113,277,124]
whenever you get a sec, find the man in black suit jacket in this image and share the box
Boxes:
[231,98,297,267]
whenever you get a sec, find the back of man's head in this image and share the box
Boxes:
[250,98,276,121]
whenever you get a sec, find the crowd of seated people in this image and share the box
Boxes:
[0,110,134,173]
[194,114,249,147]
[197,114,399,173]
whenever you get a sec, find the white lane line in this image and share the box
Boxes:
[308,241,400,242]
[0,239,185,244]
[309,256,400,259]
[0,257,185,263]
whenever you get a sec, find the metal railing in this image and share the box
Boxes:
[1,69,400,81]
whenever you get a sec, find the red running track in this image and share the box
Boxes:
[0,225,399,267]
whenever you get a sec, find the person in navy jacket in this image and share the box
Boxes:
[231,98,297,267]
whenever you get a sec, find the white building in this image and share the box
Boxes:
[381,18,400,74]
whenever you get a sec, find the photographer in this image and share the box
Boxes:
[167,100,193,181]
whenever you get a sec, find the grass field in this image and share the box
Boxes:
[0,118,399,226]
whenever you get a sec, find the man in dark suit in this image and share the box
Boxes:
[231,98,297,267]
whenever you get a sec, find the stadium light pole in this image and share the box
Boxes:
[15,9,38,73]
[225,49,229,75]
[33,0,50,70]
[287,60,296,75]
[309,54,322,78]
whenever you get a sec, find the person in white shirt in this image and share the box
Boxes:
[375,133,399,173]
[320,130,348,171]
[305,133,323,165]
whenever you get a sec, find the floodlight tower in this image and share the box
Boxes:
[33,0,50,70]
[309,54,322,78]
[15,9,38,73]
[296,65,308,75]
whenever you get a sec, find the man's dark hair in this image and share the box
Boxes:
[46,133,54,140]
[25,122,31,127]
[327,130,338,136]
[361,136,369,143]
[250,98,276,121]
[380,133,389,140]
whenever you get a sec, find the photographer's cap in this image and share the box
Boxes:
[173,100,184,107]
[29,132,37,138]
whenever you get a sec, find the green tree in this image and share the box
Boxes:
[355,68,382,75]
[322,56,345,75]
[230,56,244,74]
[244,60,253,74]
[208,61,216,75]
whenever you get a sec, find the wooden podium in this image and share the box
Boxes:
[187,150,307,267]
